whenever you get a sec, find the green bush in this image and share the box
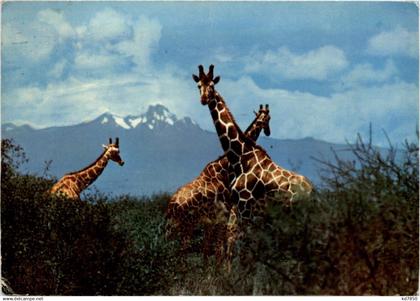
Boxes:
[1,139,182,295]
[2,176,126,294]
[107,194,183,295]
[1,133,418,295]
[1,176,186,295]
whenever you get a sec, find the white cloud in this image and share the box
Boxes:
[2,9,173,129]
[3,67,418,146]
[3,9,75,64]
[218,76,418,145]
[74,51,121,71]
[244,45,349,80]
[7,8,150,75]
[70,11,161,73]
[115,16,162,68]
[367,27,418,59]
[2,70,197,129]
[2,23,26,46]
[85,8,129,42]
[37,9,75,40]
[2,7,416,147]
[340,59,397,88]
[2,23,56,62]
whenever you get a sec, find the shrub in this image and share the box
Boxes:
[1,139,182,295]
[2,176,129,295]
[107,194,183,295]
[2,132,418,295]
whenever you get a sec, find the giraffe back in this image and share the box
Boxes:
[231,147,313,219]
[166,156,231,226]
[50,174,83,200]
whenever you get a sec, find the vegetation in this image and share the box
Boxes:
[1,134,418,295]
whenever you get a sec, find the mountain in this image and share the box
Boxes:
[87,104,198,131]
[2,104,353,197]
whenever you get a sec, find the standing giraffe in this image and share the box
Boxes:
[192,65,313,270]
[166,104,271,263]
[49,138,125,200]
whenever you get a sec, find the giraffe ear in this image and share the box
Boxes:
[102,144,108,149]
[213,76,220,84]
[254,110,258,116]
[192,74,200,83]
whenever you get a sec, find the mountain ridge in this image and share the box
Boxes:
[2,104,354,196]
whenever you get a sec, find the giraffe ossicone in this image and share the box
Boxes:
[49,137,124,200]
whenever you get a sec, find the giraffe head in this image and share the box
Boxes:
[192,64,220,105]
[255,104,271,137]
[102,137,125,166]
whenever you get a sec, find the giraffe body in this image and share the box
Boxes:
[49,138,124,200]
[203,90,313,212]
[193,65,313,270]
[166,105,271,262]
[232,146,312,218]
[166,156,231,258]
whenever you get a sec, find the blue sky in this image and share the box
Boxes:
[2,1,418,146]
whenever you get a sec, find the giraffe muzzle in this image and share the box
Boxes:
[201,95,208,105]
[119,160,125,166]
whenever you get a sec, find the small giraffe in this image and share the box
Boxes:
[193,65,313,270]
[49,138,125,200]
[166,105,271,263]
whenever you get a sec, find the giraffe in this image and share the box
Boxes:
[192,65,313,270]
[166,104,271,264]
[49,138,125,200]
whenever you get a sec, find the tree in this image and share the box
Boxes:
[1,138,27,180]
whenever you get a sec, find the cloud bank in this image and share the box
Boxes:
[245,46,349,80]
[367,27,418,59]
[2,5,418,147]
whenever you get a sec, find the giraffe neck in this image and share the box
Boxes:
[209,92,254,154]
[70,150,111,193]
[244,117,263,142]
[207,92,256,177]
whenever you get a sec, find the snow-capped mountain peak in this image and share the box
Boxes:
[113,115,131,130]
[100,116,109,124]
[93,104,197,130]
[144,104,177,126]
[126,116,146,128]
[96,112,131,129]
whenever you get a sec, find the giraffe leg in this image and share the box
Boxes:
[214,222,227,268]
[225,207,239,273]
[202,223,215,265]
[180,223,194,253]
[172,222,191,273]
[165,217,178,241]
